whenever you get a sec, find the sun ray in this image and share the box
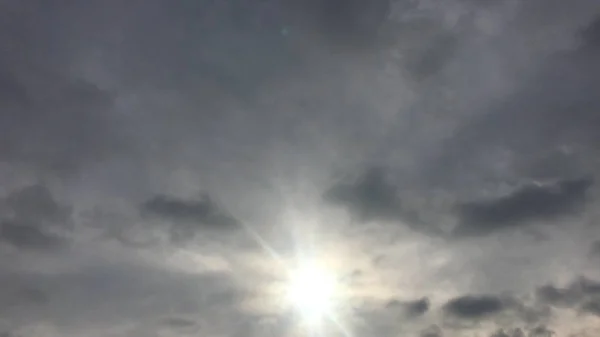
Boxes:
[238,219,352,337]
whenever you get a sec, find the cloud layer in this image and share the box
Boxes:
[1,0,600,336]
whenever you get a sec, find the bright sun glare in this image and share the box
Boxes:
[285,262,338,323]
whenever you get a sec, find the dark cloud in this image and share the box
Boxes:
[326,168,593,239]
[443,295,506,319]
[536,284,579,307]
[581,15,600,48]
[405,30,460,81]
[580,299,600,316]
[140,193,240,242]
[323,166,432,232]
[0,184,71,250]
[0,278,49,313]
[0,0,598,335]
[490,329,512,337]
[325,167,401,222]
[453,177,593,237]
[4,184,71,227]
[537,276,600,316]
[0,61,119,175]
[301,0,391,48]
[385,297,430,317]
[405,297,431,317]
[0,220,66,251]
[422,12,600,191]
[489,328,530,337]
[0,1,122,175]
[528,326,556,337]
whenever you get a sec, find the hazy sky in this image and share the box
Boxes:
[1,0,600,336]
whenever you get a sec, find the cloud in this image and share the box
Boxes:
[324,167,402,221]
[4,185,71,227]
[489,327,556,337]
[325,169,594,239]
[490,329,519,337]
[323,166,436,234]
[1,1,600,336]
[160,317,198,328]
[420,325,443,337]
[0,220,66,251]
[385,297,430,317]
[0,55,119,175]
[140,193,240,242]
[536,276,600,319]
[0,250,248,336]
[420,11,600,191]
[453,177,593,237]
[443,295,506,319]
[588,240,600,257]
[527,326,556,337]
[405,297,431,317]
[581,15,600,48]
[301,0,391,48]
[404,29,460,81]
[0,184,72,251]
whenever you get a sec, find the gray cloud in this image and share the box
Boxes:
[4,185,71,227]
[385,297,430,317]
[528,326,556,337]
[324,167,402,222]
[141,193,239,227]
[293,0,391,49]
[0,184,71,251]
[490,329,519,337]
[0,220,67,251]
[405,297,431,317]
[0,0,124,178]
[453,177,593,237]
[421,13,600,191]
[325,169,594,239]
[323,167,438,236]
[537,277,600,314]
[0,54,120,175]
[489,327,556,337]
[1,0,600,336]
[420,325,443,337]
[581,15,600,47]
[160,316,198,328]
[443,295,506,319]
[140,193,240,243]
[588,240,600,257]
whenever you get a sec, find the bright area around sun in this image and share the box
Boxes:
[285,261,339,323]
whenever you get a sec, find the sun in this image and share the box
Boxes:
[285,262,338,323]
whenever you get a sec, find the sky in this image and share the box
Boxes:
[1,0,600,336]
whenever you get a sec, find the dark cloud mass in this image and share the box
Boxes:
[0,184,71,250]
[323,166,439,235]
[325,167,402,222]
[453,177,593,236]
[405,297,431,317]
[443,295,506,319]
[582,15,600,47]
[385,297,430,317]
[140,193,239,242]
[537,276,600,315]
[1,0,600,336]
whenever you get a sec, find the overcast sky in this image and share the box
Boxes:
[1,0,600,336]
